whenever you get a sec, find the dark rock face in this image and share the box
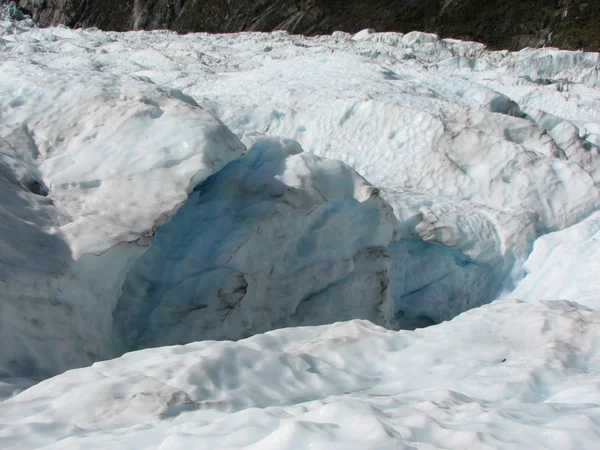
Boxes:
[17,0,600,51]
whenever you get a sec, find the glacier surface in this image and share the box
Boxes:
[2,11,600,449]
[3,300,600,449]
[112,138,396,351]
[0,30,247,377]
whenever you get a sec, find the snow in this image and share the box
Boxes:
[2,300,600,449]
[2,12,600,449]
[509,211,600,310]
[0,24,247,379]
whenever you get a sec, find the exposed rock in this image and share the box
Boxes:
[16,0,600,51]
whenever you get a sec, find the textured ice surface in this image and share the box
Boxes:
[24,25,598,327]
[112,138,396,350]
[387,193,537,325]
[2,16,600,449]
[3,300,600,449]
[0,21,399,378]
[0,29,246,378]
[509,211,600,310]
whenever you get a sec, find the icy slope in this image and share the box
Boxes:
[112,138,396,350]
[2,300,600,449]
[509,211,600,310]
[194,32,600,323]
[3,19,600,375]
[388,193,537,325]
[4,23,599,326]
[0,20,400,378]
[0,46,246,377]
[0,62,244,257]
[0,72,395,379]
[3,25,598,228]
[2,15,600,450]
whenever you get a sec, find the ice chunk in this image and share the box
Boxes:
[0,60,245,378]
[113,138,396,351]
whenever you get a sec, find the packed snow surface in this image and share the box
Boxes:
[2,12,600,450]
[3,301,600,449]
[509,210,600,310]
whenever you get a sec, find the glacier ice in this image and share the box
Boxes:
[0,60,395,377]
[2,15,600,448]
[0,26,398,378]
[112,137,396,351]
[0,57,246,378]
[386,193,537,325]
[509,210,600,310]
[3,300,600,449]
[2,18,600,371]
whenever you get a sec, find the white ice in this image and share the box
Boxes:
[509,210,600,310]
[2,12,600,450]
[3,300,600,450]
[0,23,246,379]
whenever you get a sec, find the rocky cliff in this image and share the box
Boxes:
[15,0,600,56]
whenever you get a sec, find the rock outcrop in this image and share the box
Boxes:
[17,0,600,51]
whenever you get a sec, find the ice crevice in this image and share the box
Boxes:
[2,20,600,418]
[111,138,397,352]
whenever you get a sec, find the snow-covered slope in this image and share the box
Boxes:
[509,210,600,310]
[3,300,600,449]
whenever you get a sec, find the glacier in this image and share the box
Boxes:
[0,60,246,379]
[3,300,600,449]
[508,210,600,310]
[2,9,600,449]
[112,137,396,351]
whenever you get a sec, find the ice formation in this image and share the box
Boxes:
[0,47,247,378]
[112,138,396,351]
[2,11,600,449]
[509,210,600,310]
[3,300,600,449]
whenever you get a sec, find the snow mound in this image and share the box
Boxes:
[509,211,600,309]
[113,137,396,351]
[0,60,245,379]
[2,300,600,449]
